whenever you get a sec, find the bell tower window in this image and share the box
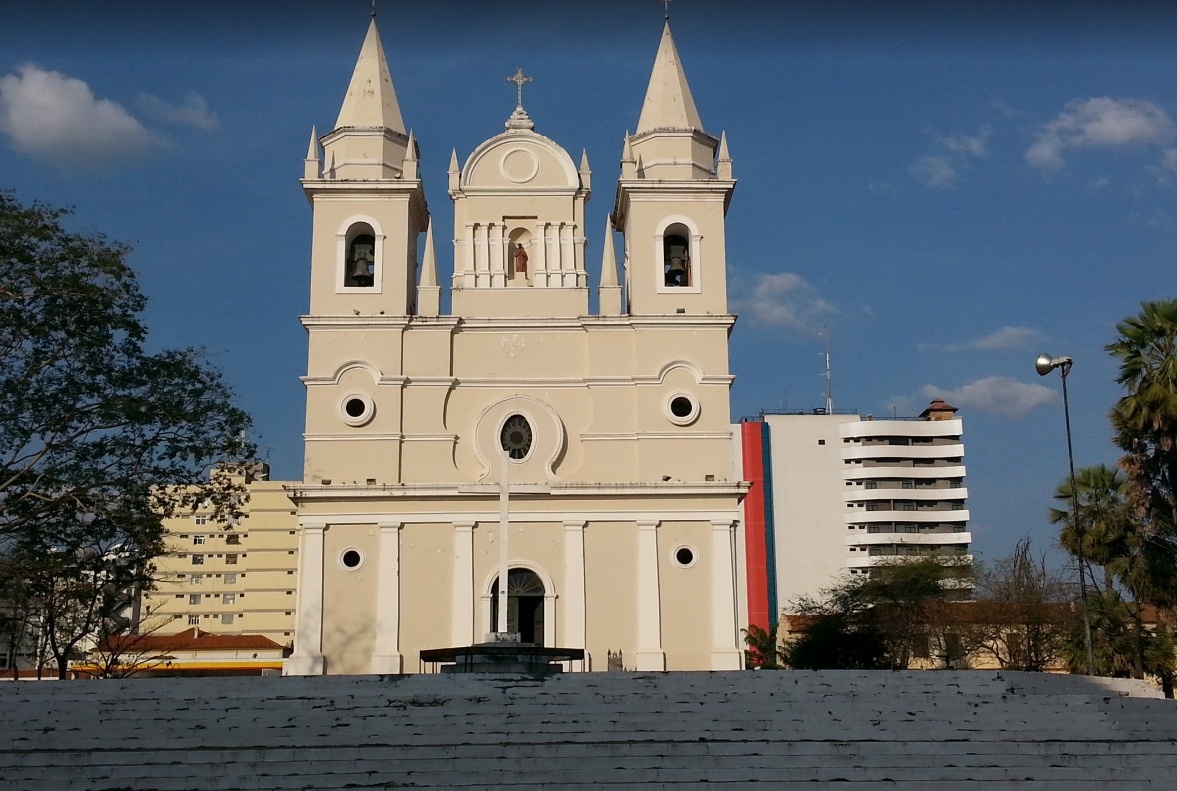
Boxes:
[344,224,376,288]
[663,225,691,288]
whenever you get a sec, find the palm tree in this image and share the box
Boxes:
[1049,464,1134,590]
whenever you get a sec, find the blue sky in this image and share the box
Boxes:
[2,1,1175,565]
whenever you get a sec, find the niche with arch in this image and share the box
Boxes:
[508,227,532,284]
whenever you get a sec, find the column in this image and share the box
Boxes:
[284,522,326,675]
[635,519,665,670]
[370,521,403,674]
[490,224,505,287]
[562,520,587,668]
[451,521,476,646]
[710,519,742,670]
[536,222,549,285]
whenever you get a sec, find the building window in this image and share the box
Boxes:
[950,479,963,489]
[225,534,240,545]
[672,545,697,568]
[817,439,826,445]
[187,615,200,626]
[191,574,203,585]
[866,502,881,512]
[224,594,236,605]
[898,501,916,512]
[343,223,377,288]
[951,502,965,510]
[191,555,204,566]
[226,554,238,565]
[340,549,364,571]
[195,516,208,526]
[902,480,915,490]
[500,414,534,460]
[224,573,237,584]
[192,535,206,545]
[221,613,235,626]
[864,480,877,490]
[188,594,201,605]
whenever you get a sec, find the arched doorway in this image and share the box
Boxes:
[490,568,546,645]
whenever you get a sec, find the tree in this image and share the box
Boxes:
[1049,464,1135,590]
[0,191,255,678]
[969,538,1071,672]
[1106,298,1177,612]
[741,622,783,669]
[782,558,974,670]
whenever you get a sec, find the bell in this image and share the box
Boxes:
[346,241,375,287]
[665,256,689,287]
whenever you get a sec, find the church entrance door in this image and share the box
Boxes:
[490,569,545,645]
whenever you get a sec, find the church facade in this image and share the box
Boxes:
[285,18,747,675]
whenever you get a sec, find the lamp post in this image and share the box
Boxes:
[1036,353,1095,676]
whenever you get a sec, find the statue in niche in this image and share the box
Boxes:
[513,243,528,275]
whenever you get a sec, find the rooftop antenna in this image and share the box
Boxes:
[821,325,833,412]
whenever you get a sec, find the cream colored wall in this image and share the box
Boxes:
[397,523,455,666]
[144,481,299,646]
[658,520,714,670]
[320,523,379,675]
[584,522,638,668]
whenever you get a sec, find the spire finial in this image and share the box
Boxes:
[508,68,533,109]
[659,0,673,21]
[371,0,377,19]
[504,68,535,131]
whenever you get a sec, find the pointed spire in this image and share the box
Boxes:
[303,126,320,180]
[579,149,591,191]
[580,149,590,171]
[335,19,406,132]
[621,132,637,179]
[448,148,461,191]
[600,218,618,288]
[635,22,703,134]
[417,219,440,317]
[716,130,732,179]
[598,217,622,316]
[403,129,418,179]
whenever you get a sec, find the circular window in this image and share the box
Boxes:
[500,414,533,460]
[665,392,700,426]
[340,548,364,571]
[339,393,374,427]
[673,546,697,568]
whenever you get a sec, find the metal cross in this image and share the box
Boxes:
[508,68,532,108]
[659,0,673,20]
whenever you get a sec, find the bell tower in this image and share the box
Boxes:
[303,19,428,319]
[612,21,734,317]
[299,18,429,487]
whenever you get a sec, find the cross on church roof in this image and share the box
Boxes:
[659,0,673,21]
[508,68,533,109]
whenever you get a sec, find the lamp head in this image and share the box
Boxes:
[1036,353,1073,376]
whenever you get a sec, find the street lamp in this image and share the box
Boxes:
[1036,353,1095,676]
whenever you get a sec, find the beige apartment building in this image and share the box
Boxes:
[283,17,747,675]
[142,471,300,648]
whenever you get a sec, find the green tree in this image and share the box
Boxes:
[0,191,254,678]
[1049,464,1135,590]
[782,558,974,670]
[1107,298,1177,609]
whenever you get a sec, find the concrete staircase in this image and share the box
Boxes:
[3,670,1176,789]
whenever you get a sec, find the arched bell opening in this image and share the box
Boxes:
[489,568,546,645]
[344,223,377,288]
[663,223,691,287]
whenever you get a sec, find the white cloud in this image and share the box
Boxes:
[939,129,990,159]
[921,377,1057,419]
[910,126,990,189]
[0,64,157,168]
[1162,148,1177,174]
[909,155,958,188]
[731,272,836,331]
[920,325,1045,353]
[1026,97,1175,170]
[138,92,218,130]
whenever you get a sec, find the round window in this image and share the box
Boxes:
[340,549,363,570]
[339,393,375,427]
[674,546,697,568]
[500,414,533,460]
[665,392,700,426]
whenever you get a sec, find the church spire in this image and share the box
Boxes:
[598,217,622,316]
[335,18,406,133]
[417,219,440,317]
[635,21,703,135]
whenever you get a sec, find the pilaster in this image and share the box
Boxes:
[284,522,327,676]
[370,521,404,674]
[635,519,666,670]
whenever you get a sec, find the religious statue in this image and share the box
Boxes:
[513,243,528,275]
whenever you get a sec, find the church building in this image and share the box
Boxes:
[285,16,746,675]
